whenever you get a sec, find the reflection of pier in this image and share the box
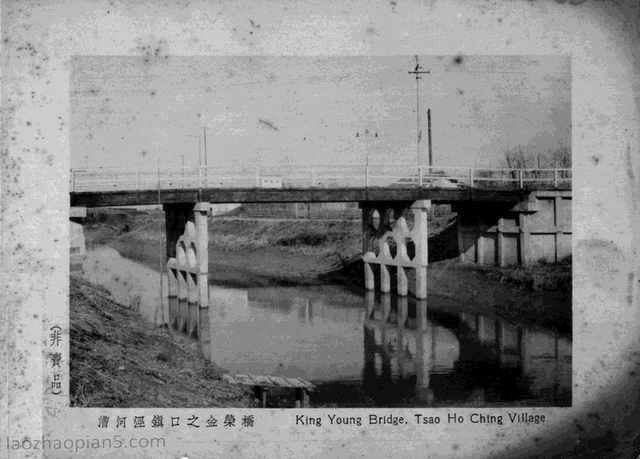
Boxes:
[362,292,571,406]
[247,288,366,325]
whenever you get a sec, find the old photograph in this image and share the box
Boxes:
[68,55,571,409]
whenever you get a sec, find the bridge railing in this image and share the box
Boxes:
[70,165,571,193]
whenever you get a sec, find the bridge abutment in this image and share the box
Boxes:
[70,207,87,274]
[361,200,430,299]
[163,202,211,355]
[454,191,571,266]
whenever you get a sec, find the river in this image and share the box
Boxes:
[82,246,571,407]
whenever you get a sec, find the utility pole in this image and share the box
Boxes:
[357,129,378,182]
[204,126,208,169]
[427,108,432,167]
[408,55,431,167]
[197,114,208,185]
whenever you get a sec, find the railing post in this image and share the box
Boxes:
[311,167,315,188]
[365,164,370,189]
[136,169,140,190]
[255,167,260,188]
[199,165,203,189]
[469,168,474,189]
[554,169,558,189]
[418,165,423,188]
[518,169,523,189]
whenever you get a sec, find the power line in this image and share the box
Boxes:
[445,68,570,77]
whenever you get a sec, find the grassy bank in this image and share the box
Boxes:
[70,275,255,408]
[487,256,572,292]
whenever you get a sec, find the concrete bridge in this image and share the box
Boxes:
[69,164,571,343]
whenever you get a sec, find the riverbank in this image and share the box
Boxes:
[69,275,255,408]
[83,208,466,287]
[82,209,571,334]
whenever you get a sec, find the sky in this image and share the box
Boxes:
[71,55,570,170]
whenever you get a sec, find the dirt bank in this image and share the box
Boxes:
[70,275,255,408]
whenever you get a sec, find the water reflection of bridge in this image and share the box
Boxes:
[247,287,367,325]
[211,286,570,407]
[360,292,571,406]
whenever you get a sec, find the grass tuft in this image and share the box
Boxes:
[490,256,572,291]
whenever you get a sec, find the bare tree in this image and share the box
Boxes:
[546,146,572,178]
[501,144,571,185]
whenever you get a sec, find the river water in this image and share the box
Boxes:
[83,246,571,407]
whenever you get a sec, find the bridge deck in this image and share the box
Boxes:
[69,165,571,207]
[69,187,556,207]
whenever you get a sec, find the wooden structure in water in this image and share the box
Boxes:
[223,373,315,408]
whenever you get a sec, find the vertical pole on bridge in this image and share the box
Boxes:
[519,169,523,189]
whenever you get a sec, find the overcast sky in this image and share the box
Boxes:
[71,55,570,170]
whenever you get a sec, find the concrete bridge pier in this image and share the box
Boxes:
[163,202,210,354]
[361,200,430,299]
